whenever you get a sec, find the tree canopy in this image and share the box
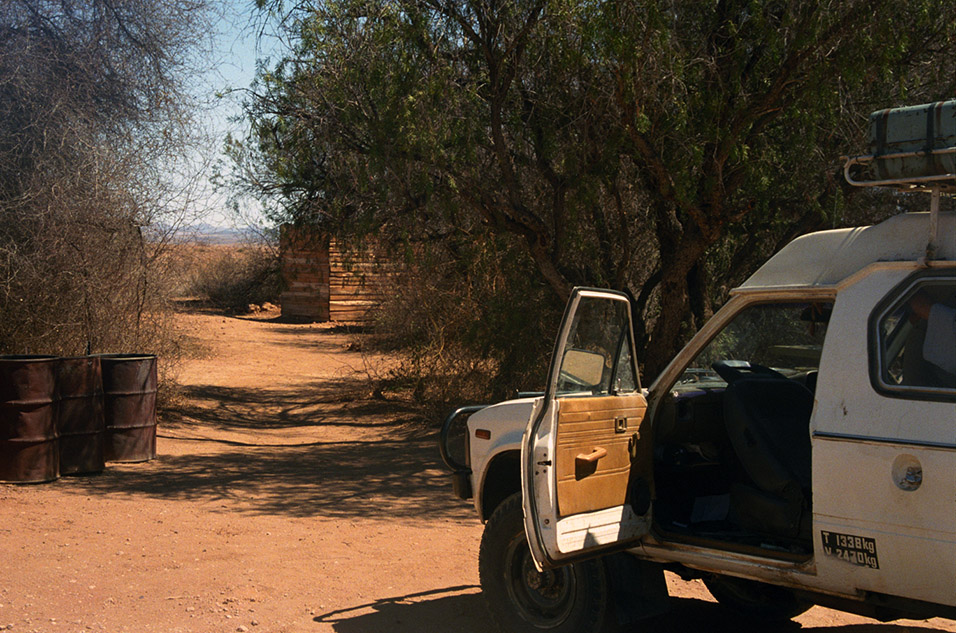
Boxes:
[242,0,955,381]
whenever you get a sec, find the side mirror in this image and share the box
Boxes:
[560,349,606,389]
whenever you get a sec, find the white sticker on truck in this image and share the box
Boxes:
[821,531,880,569]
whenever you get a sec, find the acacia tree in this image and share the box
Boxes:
[0,0,211,355]
[243,0,955,381]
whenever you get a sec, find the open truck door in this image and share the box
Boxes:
[522,288,653,569]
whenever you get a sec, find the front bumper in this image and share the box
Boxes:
[439,404,487,501]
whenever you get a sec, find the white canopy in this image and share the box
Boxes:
[737,211,956,292]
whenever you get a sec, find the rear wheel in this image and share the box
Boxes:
[704,575,811,622]
[479,493,611,633]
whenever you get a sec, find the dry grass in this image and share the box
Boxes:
[161,241,281,311]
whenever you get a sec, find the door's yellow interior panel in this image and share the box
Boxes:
[555,394,647,518]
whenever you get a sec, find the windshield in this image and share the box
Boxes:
[674,301,833,392]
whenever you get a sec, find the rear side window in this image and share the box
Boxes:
[871,272,956,399]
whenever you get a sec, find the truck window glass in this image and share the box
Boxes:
[676,301,833,392]
[613,332,637,393]
[556,298,634,396]
[874,276,956,395]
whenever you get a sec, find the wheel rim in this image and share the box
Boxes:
[503,533,576,627]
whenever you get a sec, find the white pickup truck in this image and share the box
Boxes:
[440,102,956,632]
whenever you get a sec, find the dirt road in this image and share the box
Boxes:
[1,308,953,632]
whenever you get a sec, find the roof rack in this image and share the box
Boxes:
[843,100,955,261]
[843,147,956,192]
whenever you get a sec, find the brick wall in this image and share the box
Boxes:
[279,226,331,321]
[279,225,395,322]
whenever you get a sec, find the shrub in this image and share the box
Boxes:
[187,244,282,313]
[0,0,213,400]
[367,235,563,419]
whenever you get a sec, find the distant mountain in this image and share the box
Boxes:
[145,221,278,245]
[149,223,259,245]
[180,224,250,244]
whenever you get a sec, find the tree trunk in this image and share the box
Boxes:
[640,235,709,381]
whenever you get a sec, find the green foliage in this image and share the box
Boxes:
[242,0,956,393]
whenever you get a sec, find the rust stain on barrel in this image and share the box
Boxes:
[100,354,157,463]
[0,355,59,483]
[57,356,105,475]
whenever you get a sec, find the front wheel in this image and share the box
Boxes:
[478,493,611,633]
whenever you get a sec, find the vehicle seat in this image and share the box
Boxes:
[723,377,813,539]
[902,324,956,388]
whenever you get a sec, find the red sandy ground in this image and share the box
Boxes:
[1,307,953,633]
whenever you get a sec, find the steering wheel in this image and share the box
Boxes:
[712,360,788,384]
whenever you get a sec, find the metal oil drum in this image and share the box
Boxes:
[0,355,59,483]
[56,356,105,475]
[99,354,157,462]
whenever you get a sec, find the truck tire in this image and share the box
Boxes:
[478,492,611,633]
[703,575,811,622]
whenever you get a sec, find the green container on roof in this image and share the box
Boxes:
[868,100,956,181]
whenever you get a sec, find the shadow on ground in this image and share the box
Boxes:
[62,428,472,521]
[313,589,952,633]
[58,374,470,521]
[163,382,418,432]
[313,586,488,633]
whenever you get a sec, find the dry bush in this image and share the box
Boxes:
[0,0,213,402]
[184,243,282,312]
[0,195,186,404]
[366,236,563,420]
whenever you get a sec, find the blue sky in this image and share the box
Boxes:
[210,1,276,128]
[189,0,287,230]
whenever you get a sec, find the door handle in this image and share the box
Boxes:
[575,447,608,465]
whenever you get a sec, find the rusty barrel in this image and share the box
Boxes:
[0,355,59,483]
[100,354,157,462]
[56,356,105,475]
